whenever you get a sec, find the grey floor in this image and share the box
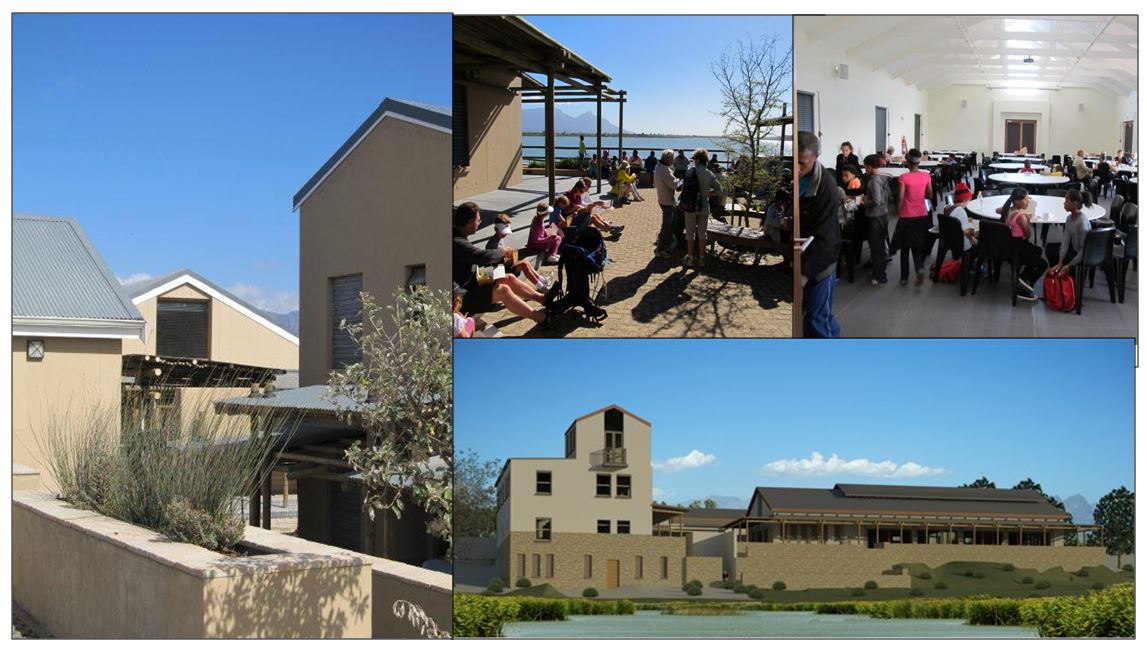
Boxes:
[834,187,1137,338]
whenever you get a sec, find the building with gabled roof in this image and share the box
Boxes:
[12,214,146,489]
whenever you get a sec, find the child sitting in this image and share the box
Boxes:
[527,201,563,264]
[763,191,788,242]
[485,211,552,290]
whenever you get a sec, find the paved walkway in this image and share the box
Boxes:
[460,177,792,338]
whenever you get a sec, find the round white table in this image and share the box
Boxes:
[989,162,1048,171]
[964,195,1107,224]
[1130,178,1138,185]
[877,167,917,178]
[917,160,942,167]
[1116,165,1138,174]
[988,173,1068,186]
[998,156,1044,163]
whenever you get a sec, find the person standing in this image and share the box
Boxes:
[835,141,860,187]
[679,148,721,268]
[894,149,933,286]
[798,131,842,337]
[674,149,689,179]
[862,154,891,285]
[653,148,679,258]
[578,135,587,172]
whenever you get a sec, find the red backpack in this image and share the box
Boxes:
[936,259,961,283]
[1043,273,1077,311]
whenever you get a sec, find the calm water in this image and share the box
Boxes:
[522,135,790,159]
[501,610,1038,638]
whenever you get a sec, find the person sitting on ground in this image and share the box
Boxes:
[483,214,551,290]
[629,149,644,171]
[611,160,643,204]
[452,202,549,324]
[941,182,979,256]
[998,187,1047,302]
[525,202,563,269]
[645,150,658,173]
[862,154,891,286]
[1045,189,1093,307]
[674,149,689,179]
[763,189,789,242]
[587,154,599,178]
[565,180,622,235]
[835,141,860,187]
[1072,149,1093,182]
[894,148,934,286]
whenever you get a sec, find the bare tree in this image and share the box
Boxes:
[711,34,793,205]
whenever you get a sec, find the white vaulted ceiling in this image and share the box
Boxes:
[799,15,1137,95]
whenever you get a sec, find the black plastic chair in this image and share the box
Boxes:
[1109,195,1125,229]
[1115,213,1137,302]
[1051,155,1062,166]
[1073,227,1117,314]
[972,219,1020,305]
[1118,203,1138,273]
[1044,189,1069,198]
[934,214,975,295]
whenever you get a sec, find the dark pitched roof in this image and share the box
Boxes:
[292,97,450,209]
[682,508,746,528]
[12,215,144,324]
[752,483,1067,519]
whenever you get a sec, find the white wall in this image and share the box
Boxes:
[1116,91,1137,155]
[795,28,928,168]
[927,85,1120,159]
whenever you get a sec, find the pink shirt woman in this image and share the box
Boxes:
[897,170,931,219]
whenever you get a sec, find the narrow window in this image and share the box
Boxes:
[330,274,364,370]
[535,518,552,541]
[596,473,611,497]
[597,519,610,534]
[536,471,552,495]
[532,553,541,578]
[617,520,631,534]
[616,475,631,498]
[660,556,669,579]
[584,554,593,579]
[635,555,644,579]
[156,299,209,359]
[516,554,526,579]
[405,264,427,291]
[452,83,470,167]
[545,554,555,578]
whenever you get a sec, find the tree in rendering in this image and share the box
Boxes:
[961,476,996,489]
[456,448,502,538]
[1092,486,1134,566]
[687,498,718,509]
[710,33,792,205]
[329,286,454,548]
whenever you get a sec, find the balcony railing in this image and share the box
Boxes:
[590,447,627,468]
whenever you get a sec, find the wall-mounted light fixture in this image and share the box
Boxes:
[961,99,968,108]
[27,339,44,361]
[833,63,849,80]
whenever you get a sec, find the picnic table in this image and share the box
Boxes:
[706,219,784,265]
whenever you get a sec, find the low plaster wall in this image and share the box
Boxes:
[368,558,453,639]
[14,491,372,638]
[508,532,688,594]
[734,541,1108,590]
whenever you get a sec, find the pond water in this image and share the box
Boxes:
[502,610,1038,638]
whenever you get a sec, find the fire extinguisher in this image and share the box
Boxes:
[901,136,908,155]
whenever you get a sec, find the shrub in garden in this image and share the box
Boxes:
[748,588,765,599]
[917,571,932,580]
[1092,582,1105,590]
[772,581,786,591]
[516,578,532,588]
[487,578,504,593]
[733,583,750,594]
[973,571,986,579]
[1021,576,1035,584]
[582,587,598,598]
[964,570,976,578]
[1121,563,1133,572]
[1035,580,1051,590]
[163,497,246,553]
[685,585,703,596]
[864,580,878,590]
[934,582,948,590]
[1002,563,1015,571]
[1074,568,1090,577]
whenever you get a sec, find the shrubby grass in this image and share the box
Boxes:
[453,595,635,637]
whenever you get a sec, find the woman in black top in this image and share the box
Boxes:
[835,141,859,186]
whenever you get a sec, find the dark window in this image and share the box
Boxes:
[565,424,576,458]
[330,274,363,370]
[545,554,554,578]
[660,556,669,579]
[597,519,610,534]
[635,555,643,579]
[604,408,624,431]
[535,518,552,541]
[536,471,552,495]
[453,84,470,167]
[584,554,593,579]
[156,299,209,359]
[617,520,630,534]
[405,264,426,290]
[606,430,624,449]
[797,90,815,135]
[596,474,611,497]
[531,553,541,578]
[616,475,631,498]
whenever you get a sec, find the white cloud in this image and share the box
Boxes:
[227,283,299,314]
[118,272,152,285]
[762,452,946,479]
[652,487,675,500]
[653,449,717,473]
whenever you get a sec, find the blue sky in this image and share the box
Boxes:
[13,13,451,313]
[456,339,1134,506]
[523,15,792,136]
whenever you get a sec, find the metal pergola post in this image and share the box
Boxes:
[545,69,556,203]
[596,84,603,195]
[618,90,625,169]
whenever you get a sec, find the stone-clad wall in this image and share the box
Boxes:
[508,532,722,594]
[734,542,1108,589]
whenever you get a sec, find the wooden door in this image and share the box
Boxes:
[1123,120,1135,152]
[1005,119,1037,153]
[607,559,620,588]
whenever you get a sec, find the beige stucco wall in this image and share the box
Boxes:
[13,491,372,638]
[689,529,736,577]
[298,116,450,386]
[453,68,523,197]
[733,541,1108,590]
[506,532,702,594]
[11,336,124,489]
[499,409,653,538]
[125,285,298,371]
[370,560,453,638]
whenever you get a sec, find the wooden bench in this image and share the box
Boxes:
[705,219,785,265]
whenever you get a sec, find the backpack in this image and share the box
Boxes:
[1043,274,1077,312]
[679,168,700,212]
[929,259,961,283]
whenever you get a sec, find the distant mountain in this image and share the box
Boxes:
[522,107,635,135]
[1061,494,1094,524]
[260,309,300,336]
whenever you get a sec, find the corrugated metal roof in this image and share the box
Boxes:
[215,384,361,415]
[12,215,145,322]
[753,485,1067,519]
[292,97,451,209]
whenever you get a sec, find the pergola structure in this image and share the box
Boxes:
[453,15,626,199]
[724,515,1103,558]
[652,503,688,538]
[798,16,1136,95]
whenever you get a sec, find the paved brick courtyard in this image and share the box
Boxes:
[470,183,792,338]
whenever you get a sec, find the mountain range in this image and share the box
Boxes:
[522,107,634,135]
[1060,494,1094,524]
[259,309,300,336]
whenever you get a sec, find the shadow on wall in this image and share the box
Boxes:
[453,77,524,196]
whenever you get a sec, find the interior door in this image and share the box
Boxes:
[1005,119,1036,153]
[1123,121,1135,152]
[875,106,888,153]
[914,114,922,150]
[607,559,620,588]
